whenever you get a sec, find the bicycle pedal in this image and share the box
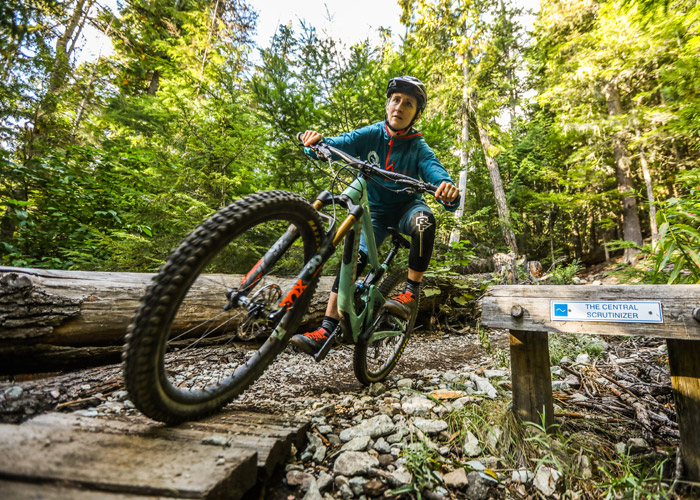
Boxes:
[312,327,339,363]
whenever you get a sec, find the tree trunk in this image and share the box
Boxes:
[472,94,518,255]
[147,70,161,95]
[603,81,643,264]
[636,129,658,249]
[0,267,482,374]
[450,51,470,245]
[28,0,93,160]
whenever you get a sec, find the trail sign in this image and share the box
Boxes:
[550,300,663,323]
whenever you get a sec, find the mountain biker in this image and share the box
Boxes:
[290,75,460,355]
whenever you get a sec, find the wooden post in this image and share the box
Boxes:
[509,329,554,430]
[667,339,700,481]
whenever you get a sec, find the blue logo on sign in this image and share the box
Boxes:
[553,304,568,317]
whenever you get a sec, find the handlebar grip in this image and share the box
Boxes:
[426,183,462,207]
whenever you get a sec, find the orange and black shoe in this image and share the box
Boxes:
[290,327,332,354]
[382,290,416,320]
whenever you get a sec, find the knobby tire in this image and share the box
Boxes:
[353,268,417,384]
[123,191,324,424]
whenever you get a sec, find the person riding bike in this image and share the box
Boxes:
[290,75,460,355]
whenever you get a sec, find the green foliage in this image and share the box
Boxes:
[548,332,607,365]
[1,0,698,281]
[644,170,700,284]
[395,441,444,497]
[548,258,583,285]
[596,452,670,500]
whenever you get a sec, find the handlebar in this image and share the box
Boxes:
[297,132,461,205]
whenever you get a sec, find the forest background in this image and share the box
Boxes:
[1,0,698,284]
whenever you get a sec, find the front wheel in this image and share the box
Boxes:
[353,268,417,385]
[123,190,324,424]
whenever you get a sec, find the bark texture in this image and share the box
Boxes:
[603,81,644,263]
[0,267,481,373]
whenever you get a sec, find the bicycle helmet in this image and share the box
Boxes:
[386,76,428,115]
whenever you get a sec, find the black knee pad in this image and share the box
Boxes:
[408,211,436,272]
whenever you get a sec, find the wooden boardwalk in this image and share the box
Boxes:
[0,409,310,500]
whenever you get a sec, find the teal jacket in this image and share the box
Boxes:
[306,121,457,214]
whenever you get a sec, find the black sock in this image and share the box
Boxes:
[405,278,421,295]
[320,315,339,334]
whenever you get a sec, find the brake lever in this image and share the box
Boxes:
[296,132,333,161]
[315,142,333,161]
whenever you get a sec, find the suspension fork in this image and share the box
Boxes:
[226,192,333,310]
[271,188,372,322]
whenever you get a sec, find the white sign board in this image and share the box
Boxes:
[550,300,663,323]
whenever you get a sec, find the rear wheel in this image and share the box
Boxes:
[353,268,417,384]
[123,191,324,424]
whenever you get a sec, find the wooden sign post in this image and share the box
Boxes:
[481,285,700,481]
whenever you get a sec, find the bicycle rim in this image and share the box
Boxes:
[353,268,417,384]
[124,191,323,423]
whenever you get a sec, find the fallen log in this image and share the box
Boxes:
[0,267,482,374]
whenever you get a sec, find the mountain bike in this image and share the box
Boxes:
[123,134,458,424]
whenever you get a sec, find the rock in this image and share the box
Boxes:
[363,477,386,496]
[313,444,327,463]
[333,451,379,476]
[451,396,477,410]
[463,431,481,457]
[627,437,650,455]
[615,442,627,456]
[5,386,23,400]
[397,378,414,389]
[575,353,590,364]
[302,479,323,500]
[337,482,354,499]
[468,373,498,399]
[552,380,569,391]
[511,469,534,484]
[348,476,366,496]
[564,374,580,388]
[369,382,386,396]
[443,467,469,489]
[339,415,396,442]
[534,466,560,496]
[483,369,508,379]
[465,460,485,471]
[377,453,394,467]
[317,470,333,492]
[579,455,592,479]
[386,425,409,444]
[401,395,435,416]
[286,470,315,489]
[200,435,230,447]
[373,437,391,454]
[390,465,412,485]
[467,471,492,500]
[413,417,448,435]
[341,435,372,452]
[569,392,588,403]
[486,425,502,450]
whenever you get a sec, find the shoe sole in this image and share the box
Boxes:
[289,336,321,354]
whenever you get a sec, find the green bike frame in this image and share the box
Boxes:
[333,175,400,344]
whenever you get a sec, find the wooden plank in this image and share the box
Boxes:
[667,339,700,481]
[26,410,309,476]
[0,423,257,500]
[0,480,182,500]
[509,330,554,429]
[482,285,700,339]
